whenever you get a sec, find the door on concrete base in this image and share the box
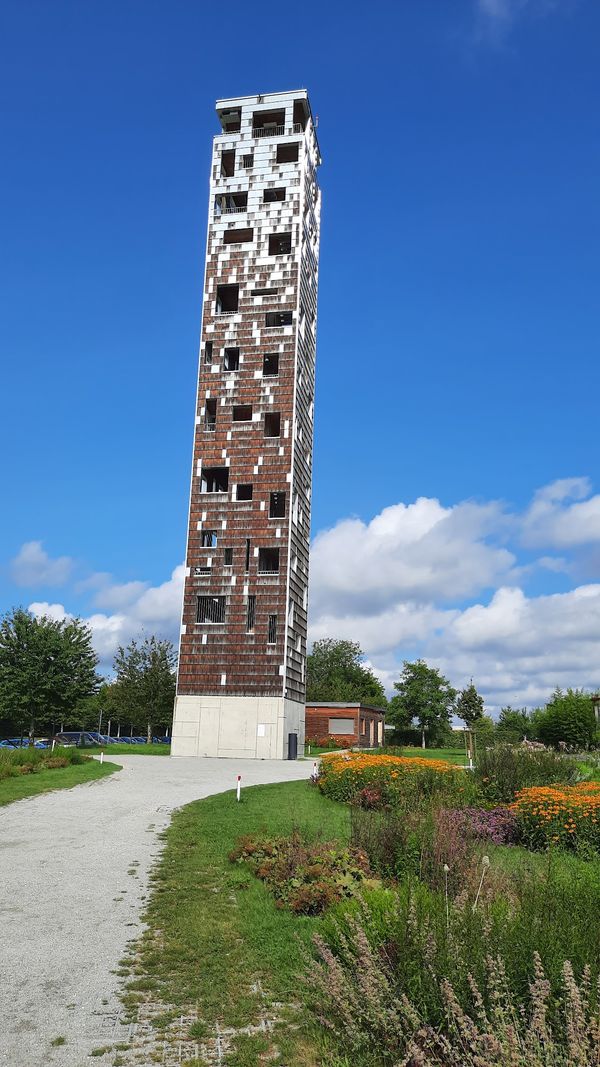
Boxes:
[256,722,275,759]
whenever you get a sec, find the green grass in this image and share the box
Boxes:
[84,743,170,756]
[125,780,350,1064]
[399,746,468,765]
[0,758,120,805]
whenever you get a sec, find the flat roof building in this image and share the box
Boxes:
[171,91,322,759]
[305,703,386,749]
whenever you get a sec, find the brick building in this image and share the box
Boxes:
[171,91,322,759]
[305,703,386,749]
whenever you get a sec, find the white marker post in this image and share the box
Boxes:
[51,739,56,752]
[236,774,241,802]
[313,761,318,780]
[100,751,104,765]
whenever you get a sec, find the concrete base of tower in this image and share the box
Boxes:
[170,694,305,760]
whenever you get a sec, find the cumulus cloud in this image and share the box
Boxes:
[308,478,600,712]
[11,541,74,587]
[15,476,600,711]
[310,497,516,617]
[28,565,185,671]
[522,477,600,548]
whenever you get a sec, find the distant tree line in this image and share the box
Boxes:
[307,638,599,750]
[0,607,176,741]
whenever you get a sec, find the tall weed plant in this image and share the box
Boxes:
[307,872,600,1065]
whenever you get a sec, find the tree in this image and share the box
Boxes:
[0,607,99,739]
[306,639,387,706]
[456,681,484,728]
[112,636,177,739]
[496,706,532,744]
[388,660,457,748]
[536,688,596,750]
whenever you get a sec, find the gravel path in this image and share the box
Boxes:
[0,754,312,1067]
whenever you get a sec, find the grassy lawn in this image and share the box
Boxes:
[0,758,120,806]
[122,780,350,1065]
[400,746,468,765]
[84,743,170,756]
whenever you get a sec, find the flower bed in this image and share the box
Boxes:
[511,782,600,853]
[318,751,473,807]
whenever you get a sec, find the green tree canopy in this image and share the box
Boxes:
[388,660,457,748]
[496,706,533,744]
[456,681,484,727]
[111,636,177,736]
[306,639,387,706]
[536,688,596,749]
[0,607,99,738]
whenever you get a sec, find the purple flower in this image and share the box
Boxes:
[444,807,518,845]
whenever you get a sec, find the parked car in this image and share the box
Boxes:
[53,731,98,747]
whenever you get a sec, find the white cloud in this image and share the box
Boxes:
[93,581,149,611]
[28,565,185,673]
[17,476,600,711]
[308,480,600,712]
[522,477,600,548]
[11,541,74,587]
[28,602,70,622]
[309,497,516,618]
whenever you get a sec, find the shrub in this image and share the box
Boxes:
[318,752,475,809]
[511,782,600,854]
[474,744,580,804]
[229,831,377,914]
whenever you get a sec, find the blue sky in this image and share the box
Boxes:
[1,0,599,708]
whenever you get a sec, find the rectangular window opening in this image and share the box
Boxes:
[214,191,247,215]
[264,412,281,438]
[253,108,285,133]
[293,99,308,130]
[216,284,239,314]
[236,484,253,501]
[204,398,217,431]
[269,491,286,519]
[201,466,228,494]
[200,529,218,547]
[224,347,240,371]
[233,404,252,422]
[197,595,226,624]
[264,187,285,203]
[263,352,279,376]
[223,547,233,567]
[258,547,279,575]
[242,153,254,169]
[276,142,300,164]
[203,341,213,365]
[245,538,251,572]
[265,311,292,328]
[268,232,292,256]
[224,227,253,245]
[220,149,235,177]
[251,287,279,297]
[218,109,240,134]
[246,595,256,632]
[267,614,278,644]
